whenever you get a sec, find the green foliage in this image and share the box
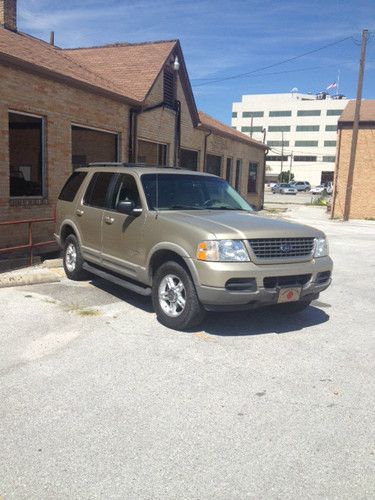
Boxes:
[278,171,294,183]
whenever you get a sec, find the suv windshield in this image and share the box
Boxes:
[141,173,253,211]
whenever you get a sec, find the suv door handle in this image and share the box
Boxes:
[76,209,84,216]
[104,216,115,225]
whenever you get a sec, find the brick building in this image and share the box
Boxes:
[0,0,266,251]
[332,100,375,219]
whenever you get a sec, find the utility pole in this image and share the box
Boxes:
[288,152,293,183]
[343,29,368,221]
[280,131,284,181]
[250,116,254,138]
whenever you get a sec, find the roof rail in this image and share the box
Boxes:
[87,162,182,169]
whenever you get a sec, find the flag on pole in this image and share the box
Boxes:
[326,82,337,90]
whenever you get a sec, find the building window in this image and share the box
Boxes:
[269,110,291,117]
[297,110,321,116]
[9,112,45,197]
[241,126,263,133]
[295,140,318,147]
[294,156,317,162]
[324,140,337,147]
[205,154,222,176]
[242,111,264,118]
[267,140,289,147]
[296,125,320,132]
[163,67,176,107]
[248,163,258,193]
[325,125,337,131]
[72,125,119,170]
[235,159,242,191]
[323,156,336,162]
[180,148,198,171]
[232,111,237,118]
[268,125,290,132]
[226,158,232,184]
[327,109,343,116]
[266,155,288,161]
[138,139,167,165]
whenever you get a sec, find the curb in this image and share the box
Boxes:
[42,258,63,269]
[0,271,60,289]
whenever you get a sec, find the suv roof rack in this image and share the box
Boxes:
[87,162,182,169]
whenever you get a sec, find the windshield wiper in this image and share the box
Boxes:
[168,205,201,210]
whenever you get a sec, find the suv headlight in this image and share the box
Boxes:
[314,237,329,257]
[197,240,250,262]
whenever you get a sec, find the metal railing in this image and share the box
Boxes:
[0,216,56,266]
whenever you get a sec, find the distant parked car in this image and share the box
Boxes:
[311,185,326,195]
[324,182,333,195]
[272,183,298,195]
[289,181,311,192]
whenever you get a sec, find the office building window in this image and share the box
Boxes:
[267,140,289,147]
[327,109,343,116]
[266,155,288,161]
[241,126,263,133]
[242,111,264,118]
[294,156,317,162]
[297,110,321,116]
[296,125,320,132]
[268,125,290,132]
[232,111,237,118]
[269,110,291,117]
[324,140,337,147]
[295,141,318,147]
[323,156,336,162]
[325,125,337,131]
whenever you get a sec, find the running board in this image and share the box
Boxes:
[83,262,152,296]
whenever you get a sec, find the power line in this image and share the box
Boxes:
[192,35,353,87]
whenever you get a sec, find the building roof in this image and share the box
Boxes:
[198,111,267,149]
[64,40,176,102]
[339,100,375,124]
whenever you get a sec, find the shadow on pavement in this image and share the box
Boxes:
[200,304,329,337]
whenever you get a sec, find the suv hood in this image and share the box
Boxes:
[160,210,325,239]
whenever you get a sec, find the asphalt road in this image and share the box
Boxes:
[0,206,374,499]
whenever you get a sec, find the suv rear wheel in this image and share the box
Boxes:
[152,261,206,330]
[63,234,87,280]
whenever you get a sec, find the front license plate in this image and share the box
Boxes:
[277,287,301,303]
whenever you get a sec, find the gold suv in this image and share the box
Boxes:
[55,163,333,330]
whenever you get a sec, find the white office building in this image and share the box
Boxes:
[232,92,348,186]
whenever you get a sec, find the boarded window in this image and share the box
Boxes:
[9,112,44,197]
[180,149,198,171]
[206,154,222,176]
[235,159,242,191]
[248,163,258,193]
[226,158,232,184]
[72,126,118,169]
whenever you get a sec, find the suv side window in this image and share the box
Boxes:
[84,172,114,208]
[110,174,141,211]
[58,171,87,202]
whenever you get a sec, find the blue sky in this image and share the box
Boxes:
[18,0,375,124]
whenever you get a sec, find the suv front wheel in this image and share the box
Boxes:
[152,261,206,330]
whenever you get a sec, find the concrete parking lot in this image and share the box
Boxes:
[264,190,318,205]
[1,206,374,499]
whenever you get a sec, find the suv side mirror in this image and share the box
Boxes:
[117,200,142,216]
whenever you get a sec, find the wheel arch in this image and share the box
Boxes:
[147,244,200,286]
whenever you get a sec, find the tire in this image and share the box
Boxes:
[275,300,312,314]
[152,261,206,330]
[63,234,87,280]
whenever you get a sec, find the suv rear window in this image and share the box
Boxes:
[83,172,114,208]
[58,172,87,202]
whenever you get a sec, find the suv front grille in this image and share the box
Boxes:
[264,274,312,289]
[248,237,315,259]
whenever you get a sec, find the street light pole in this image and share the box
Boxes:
[280,131,284,181]
[288,152,293,183]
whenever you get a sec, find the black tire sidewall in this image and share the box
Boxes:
[63,234,86,280]
[152,261,205,330]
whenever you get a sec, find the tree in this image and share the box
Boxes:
[278,171,294,183]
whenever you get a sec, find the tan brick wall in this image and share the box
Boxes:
[332,126,375,219]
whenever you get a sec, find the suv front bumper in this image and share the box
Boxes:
[192,256,333,311]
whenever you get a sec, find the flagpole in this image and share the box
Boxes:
[337,69,340,95]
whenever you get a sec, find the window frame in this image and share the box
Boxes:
[9,110,46,199]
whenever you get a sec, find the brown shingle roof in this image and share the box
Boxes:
[64,40,177,102]
[198,111,267,149]
[339,100,375,124]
